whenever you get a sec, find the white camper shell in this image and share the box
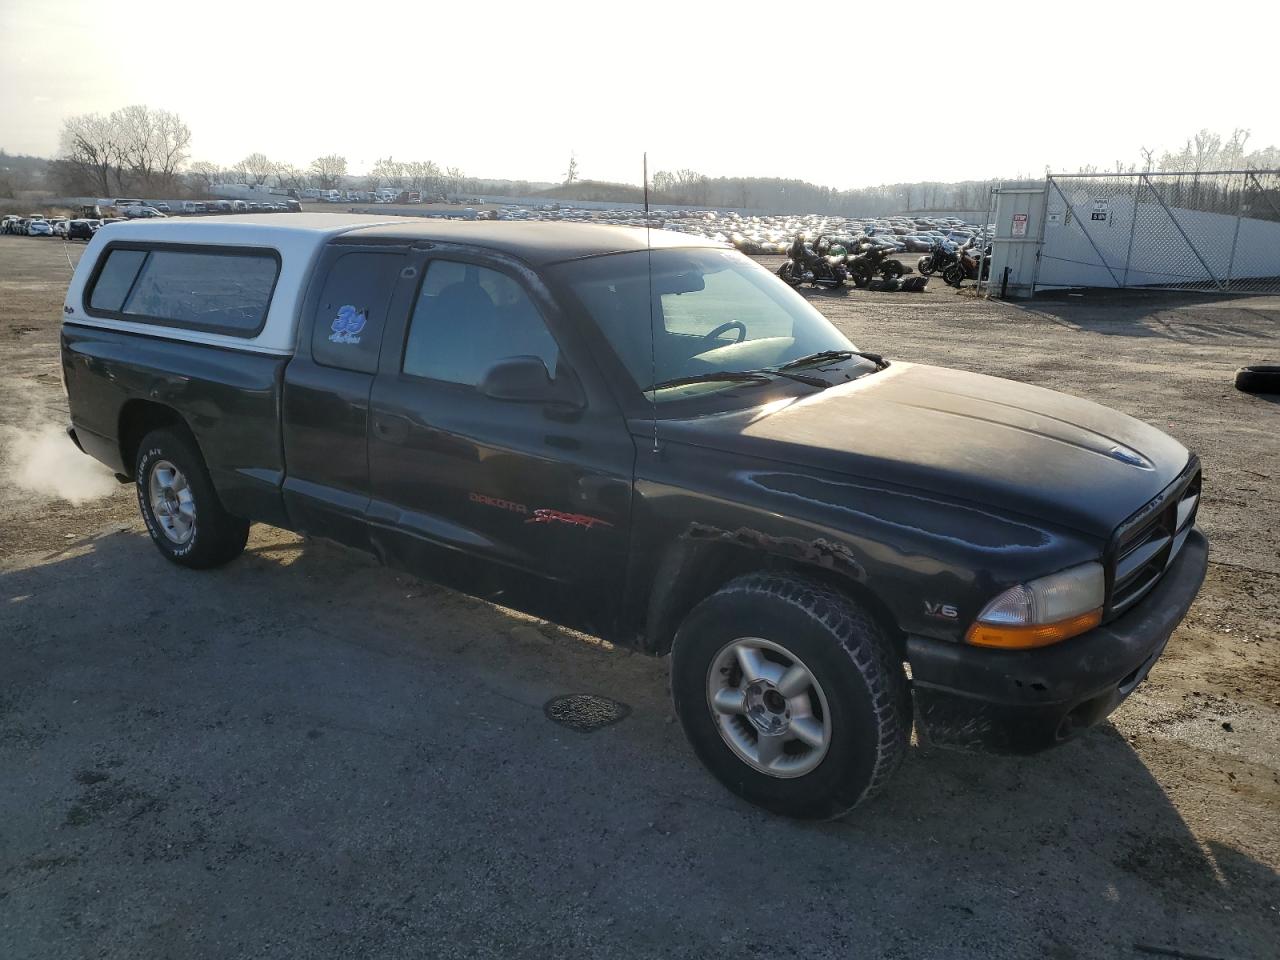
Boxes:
[63,214,403,356]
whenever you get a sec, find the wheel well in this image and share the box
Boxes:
[117,401,190,479]
[646,536,904,658]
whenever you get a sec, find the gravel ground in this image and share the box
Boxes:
[1,234,1277,960]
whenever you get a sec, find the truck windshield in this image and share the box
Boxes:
[552,248,864,402]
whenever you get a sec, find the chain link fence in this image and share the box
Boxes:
[1036,170,1280,293]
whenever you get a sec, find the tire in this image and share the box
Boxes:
[942,264,964,287]
[881,260,904,281]
[850,262,872,288]
[917,256,934,276]
[135,428,249,568]
[671,572,910,819]
[1234,365,1280,394]
[777,261,800,287]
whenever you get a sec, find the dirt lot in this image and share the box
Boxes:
[1,234,1277,959]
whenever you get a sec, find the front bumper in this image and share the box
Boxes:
[906,527,1208,753]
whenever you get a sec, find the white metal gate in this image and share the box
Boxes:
[1034,170,1280,293]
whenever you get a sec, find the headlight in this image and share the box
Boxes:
[966,561,1104,649]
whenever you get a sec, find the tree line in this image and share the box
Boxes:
[20,107,1280,218]
[1066,129,1280,219]
[648,168,1000,214]
[49,105,488,199]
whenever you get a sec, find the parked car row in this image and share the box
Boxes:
[304,188,442,204]
[2,215,124,239]
[181,198,302,214]
[3,214,57,236]
[349,201,993,257]
[648,211,992,257]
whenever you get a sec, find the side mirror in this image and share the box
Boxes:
[479,356,583,408]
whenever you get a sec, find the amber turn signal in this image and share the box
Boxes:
[965,608,1103,649]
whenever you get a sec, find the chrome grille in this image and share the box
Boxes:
[1107,462,1201,618]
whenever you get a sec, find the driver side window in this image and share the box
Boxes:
[402,259,559,386]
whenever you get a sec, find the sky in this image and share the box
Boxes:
[2,0,1276,189]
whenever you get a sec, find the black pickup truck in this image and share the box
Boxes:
[60,214,1207,818]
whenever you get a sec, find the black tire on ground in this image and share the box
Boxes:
[917,256,934,276]
[850,263,872,288]
[671,572,911,819]
[942,264,964,287]
[135,427,249,569]
[1234,365,1280,394]
[777,262,799,286]
[881,260,904,281]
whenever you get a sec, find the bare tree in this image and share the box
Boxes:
[113,105,191,193]
[58,112,121,196]
[1221,128,1251,169]
[309,154,347,190]
[236,152,276,186]
[370,157,406,191]
[188,160,223,194]
[403,160,440,193]
[445,166,465,195]
[274,164,309,192]
[672,169,709,204]
[564,153,579,185]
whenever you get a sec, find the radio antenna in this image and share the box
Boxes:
[644,152,658,454]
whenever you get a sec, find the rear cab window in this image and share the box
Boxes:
[309,251,404,373]
[85,244,280,337]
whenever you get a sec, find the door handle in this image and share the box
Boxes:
[372,414,410,444]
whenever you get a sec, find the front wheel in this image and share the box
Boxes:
[881,260,904,281]
[671,573,910,819]
[135,428,249,568]
[942,264,964,287]
[917,256,934,276]
[777,261,800,286]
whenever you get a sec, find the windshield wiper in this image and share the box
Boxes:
[779,350,854,370]
[779,349,888,371]
[766,369,830,388]
[644,371,773,392]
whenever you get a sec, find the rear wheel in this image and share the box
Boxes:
[671,572,910,819]
[135,428,249,568]
[881,260,905,281]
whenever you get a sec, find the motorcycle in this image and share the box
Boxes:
[941,240,992,287]
[777,234,848,289]
[846,238,910,288]
[916,239,958,277]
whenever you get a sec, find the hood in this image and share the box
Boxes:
[658,362,1190,539]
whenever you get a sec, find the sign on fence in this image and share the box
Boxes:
[1091,198,1109,222]
[1012,213,1028,237]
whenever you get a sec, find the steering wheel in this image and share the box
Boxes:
[702,320,747,345]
